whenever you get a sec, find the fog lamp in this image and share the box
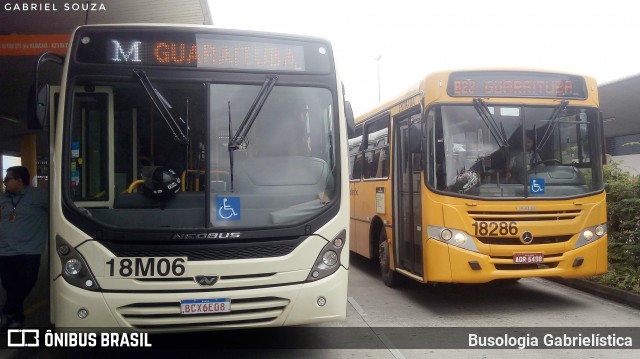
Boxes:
[77,308,89,319]
[317,297,327,306]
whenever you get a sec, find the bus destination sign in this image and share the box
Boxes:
[74,29,332,73]
[109,37,305,71]
[448,71,588,99]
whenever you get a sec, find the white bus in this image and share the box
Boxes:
[36,24,352,330]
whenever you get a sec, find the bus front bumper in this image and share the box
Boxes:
[51,266,347,330]
[424,236,608,283]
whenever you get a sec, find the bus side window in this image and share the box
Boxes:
[363,115,390,180]
[348,125,363,181]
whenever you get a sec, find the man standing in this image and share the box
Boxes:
[0,166,48,329]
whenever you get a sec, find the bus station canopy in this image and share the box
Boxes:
[0,0,211,148]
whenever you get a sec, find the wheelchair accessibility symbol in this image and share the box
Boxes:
[529,178,545,194]
[216,197,241,221]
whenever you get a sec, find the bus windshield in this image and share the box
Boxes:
[67,78,337,229]
[431,104,603,198]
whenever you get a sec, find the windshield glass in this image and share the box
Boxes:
[429,104,603,198]
[210,84,335,227]
[66,78,337,229]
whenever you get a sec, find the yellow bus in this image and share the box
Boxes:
[34,24,352,330]
[349,69,607,286]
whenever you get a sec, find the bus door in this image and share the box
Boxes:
[393,112,423,275]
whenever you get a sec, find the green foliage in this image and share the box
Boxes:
[589,265,640,293]
[590,161,640,293]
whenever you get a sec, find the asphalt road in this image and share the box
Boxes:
[2,254,639,358]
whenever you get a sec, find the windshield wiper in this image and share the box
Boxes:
[473,98,510,149]
[227,76,278,192]
[536,100,569,152]
[228,76,278,151]
[133,68,189,145]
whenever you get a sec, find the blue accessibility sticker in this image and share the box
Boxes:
[529,178,545,194]
[216,196,241,221]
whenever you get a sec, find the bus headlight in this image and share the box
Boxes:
[574,223,607,249]
[307,230,346,282]
[55,235,100,291]
[440,229,453,241]
[322,251,338,266]
[428,226,479,253]
[64,258,83,276]
[583,230,594,242]
[454,233,467,245]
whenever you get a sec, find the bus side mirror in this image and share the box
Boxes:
[345,101,355,137]
[31,84,50,130]
[29,51,64,130]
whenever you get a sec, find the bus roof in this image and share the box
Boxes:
[355,68,598,124]
[70,23,334,45]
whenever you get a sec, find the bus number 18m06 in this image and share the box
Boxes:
[105,257,187,278]
[472,221,518,237]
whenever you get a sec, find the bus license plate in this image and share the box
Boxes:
[180,298,231,315]
[513,253,544,264]
[105,257,188,278]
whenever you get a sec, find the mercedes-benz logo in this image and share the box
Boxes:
[195,275,219,286]
[520,231,534,245]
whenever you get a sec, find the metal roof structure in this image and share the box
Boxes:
[0,0,211,152]
[599,73,640,139]
[0,0,211,34]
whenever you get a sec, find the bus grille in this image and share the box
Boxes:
[469,210,581,222]
[116,296,290,330]
[103,237,304,261]
[477,235,572,245]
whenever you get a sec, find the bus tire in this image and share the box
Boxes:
[506,278,521,283]
[379,230,400,287]
[495,278,521,285]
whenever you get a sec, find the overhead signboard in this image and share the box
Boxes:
[0,34,70,56]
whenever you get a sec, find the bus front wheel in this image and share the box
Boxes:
[379,231,400,287]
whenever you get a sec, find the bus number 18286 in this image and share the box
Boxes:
[472,221,518,237]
